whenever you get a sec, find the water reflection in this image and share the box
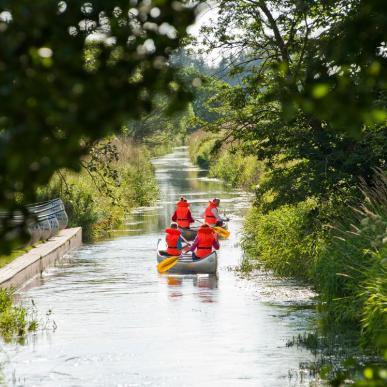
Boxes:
[166,275,218,303]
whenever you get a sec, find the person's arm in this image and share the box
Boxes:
[172,211,177,221]
[211,207,222,221]
[188,237,199,252]
[211,207,229,222]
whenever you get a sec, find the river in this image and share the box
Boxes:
[1,147,318,386]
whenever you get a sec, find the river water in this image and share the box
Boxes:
[1,147,318,386]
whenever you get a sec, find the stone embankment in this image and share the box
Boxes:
[0,227,82,289]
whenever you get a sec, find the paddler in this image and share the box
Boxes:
[202,198,229,227]
[165,222,190,256]
[172,197,195,229]
[188,224,219,260]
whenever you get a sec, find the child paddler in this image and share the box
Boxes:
[165,222,190,256]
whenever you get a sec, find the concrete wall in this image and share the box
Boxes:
[0,227,82,289]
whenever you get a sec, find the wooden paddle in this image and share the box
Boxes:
[157,256,180,273]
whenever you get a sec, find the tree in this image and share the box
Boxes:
[0,0,196,250]
[193,0,386,210]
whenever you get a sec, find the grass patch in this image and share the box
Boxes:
[0,289,37,342]
[0,245,35,269]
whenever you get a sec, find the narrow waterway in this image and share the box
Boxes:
[1,147,318,386]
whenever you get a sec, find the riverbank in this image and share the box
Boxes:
[37,138,159,241]
[0,227,81,289]
[188,134,387,384]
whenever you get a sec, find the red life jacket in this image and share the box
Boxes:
[204,201,218,225]
[195,227,216,258]
[165,228,181,256]
[175,201,190,228]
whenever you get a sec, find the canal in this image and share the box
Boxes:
[1,146,317,386]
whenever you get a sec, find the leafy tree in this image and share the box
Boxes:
[193,0,386,210]
[0,0,195,250]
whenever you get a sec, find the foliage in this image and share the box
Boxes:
[190,0,386,212]
[0,289,37,341]
[188,130,218,169]
[289,0,387,134]
[189,130,263,190]
[0,0,196,251]
[241,198,321,280]
[314,171,387,352]
[38,138,159,240]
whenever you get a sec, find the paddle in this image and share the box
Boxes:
[193,219,230,239]
[211,225,230,239]
[157,256,180,273]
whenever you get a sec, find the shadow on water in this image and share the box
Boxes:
[1,146,326,386]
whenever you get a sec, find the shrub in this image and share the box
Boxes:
[38,138,159,240]
[0,289,37,341]
[241,198,322,280]
[314,171,387,351]
[189,131,263,190]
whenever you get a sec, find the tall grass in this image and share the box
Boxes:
[38,137,159,240]
[242,198,322,280]
[241,171,387,353]
[314,171,387,351]
[0,289,37,342]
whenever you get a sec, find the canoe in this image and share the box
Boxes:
[157,251,218,275]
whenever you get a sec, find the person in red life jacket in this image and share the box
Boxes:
[165,222,190,256]
[188,224,220,260]
[171,197,195,229]
[202,198,229,227]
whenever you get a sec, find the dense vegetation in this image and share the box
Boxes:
[189,131,262,191]
[185,0,387,383]
[0,289,37,342]
[37,137,159,240]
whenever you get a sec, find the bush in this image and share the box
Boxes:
[0,289,37,341]
[38,138,159,240]
[209,152,262,190]
[189,131,263,190]
[314,172,387,351]
[241,198,322,280]
[188,131,217,168]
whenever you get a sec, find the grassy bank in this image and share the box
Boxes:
[189,131,262,191]
[242,174,387,353]
[38,137,159,241]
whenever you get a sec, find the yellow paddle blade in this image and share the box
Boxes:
[212,226,230,239]
[157,256,179,273]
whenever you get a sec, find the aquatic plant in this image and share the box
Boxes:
[0,289,37,342]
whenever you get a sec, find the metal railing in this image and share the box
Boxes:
[0,198,68,247]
